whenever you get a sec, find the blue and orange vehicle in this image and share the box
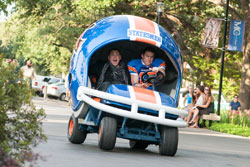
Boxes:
[67,15,188,156]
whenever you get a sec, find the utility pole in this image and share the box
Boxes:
[217,0,230,115]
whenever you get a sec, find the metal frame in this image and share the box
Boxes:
[77,86,188,128]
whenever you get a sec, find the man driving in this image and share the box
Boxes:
[128,46,166,89]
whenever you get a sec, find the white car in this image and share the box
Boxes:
[178,88,230,111]
[46,82,66,101]
[32,75,50,95]
[40,77,64,96]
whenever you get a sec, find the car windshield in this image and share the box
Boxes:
[48,78,62,84]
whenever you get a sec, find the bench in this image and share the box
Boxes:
[199,113,221,127]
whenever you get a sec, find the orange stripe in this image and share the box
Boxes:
[128,66,137,73]
[134,16,155,34]
[135,38,157,46]
[133,87,156,104]
[159,62,166,67]
[93,97,101,103]
[147,72,157,75]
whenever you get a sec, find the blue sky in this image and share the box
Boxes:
[0,4,15,23]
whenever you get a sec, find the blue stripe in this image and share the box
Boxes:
[106,84,131,98]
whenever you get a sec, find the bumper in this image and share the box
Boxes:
[77,86,188,128]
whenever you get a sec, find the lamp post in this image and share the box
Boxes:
[157,2,164,25]
[217,0,230,116]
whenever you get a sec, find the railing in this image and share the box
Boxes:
[77,86,188,128]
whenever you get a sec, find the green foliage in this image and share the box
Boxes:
[0,0,245,97]
[0,54,46,165]
[209,110,250,137]
[210,123,250,137]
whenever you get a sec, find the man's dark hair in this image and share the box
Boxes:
[142,46,156,55]
[108,47,121,56]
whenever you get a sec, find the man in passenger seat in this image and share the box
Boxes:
[96,48,129,91]
[128,46,166,89]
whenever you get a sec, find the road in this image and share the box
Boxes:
[32,97,250,167]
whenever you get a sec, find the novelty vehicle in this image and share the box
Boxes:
[67,15,188,156]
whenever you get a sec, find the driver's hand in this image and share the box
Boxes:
[150,67,160,72]
[142,83,149,88]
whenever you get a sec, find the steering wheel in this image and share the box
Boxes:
[141,70,165,88]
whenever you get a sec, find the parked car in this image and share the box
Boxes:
[178,88,230,111]
[46,82,66,101]
[32,75,49,95]
[40,77,65,96]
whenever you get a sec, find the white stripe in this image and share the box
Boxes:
[153,91,162,105]
[128,86,136,101]
[153,22,160,36]
[128,15,135,29]
[153,22,162,47]
[127,15,136,40]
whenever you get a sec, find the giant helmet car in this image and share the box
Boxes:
[67,15,188,156]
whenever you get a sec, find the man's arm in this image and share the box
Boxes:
[238,102,241,111]
[130,74,149,88]
[151,59,166,76]
[183,95,187,107]
[130,75,139,85]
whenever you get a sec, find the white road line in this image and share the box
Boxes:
[42,119,68,124]
[180,130,250,140]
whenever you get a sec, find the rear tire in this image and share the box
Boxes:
[129,140,149,150]
[98,117,117,150]
[159,126,178,156]
[60,93,66,101]
[67,114,87,144]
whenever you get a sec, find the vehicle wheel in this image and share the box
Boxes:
[60,93,66,101]
[98,117,117,150]
[67,114,87,144]
[129,140,149,149]
[159,126,178,156]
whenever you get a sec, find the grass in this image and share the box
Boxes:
[207,110,250,137]
[209,123,250,137]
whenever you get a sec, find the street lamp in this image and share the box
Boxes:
[157,2,164,25]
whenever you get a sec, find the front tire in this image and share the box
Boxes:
[159,126,178,156]
[98,117,117,150]
[67,114,87,144]
[129,140,149,150]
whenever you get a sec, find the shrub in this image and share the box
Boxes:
[210,123,250,137]
[0,55,46,166]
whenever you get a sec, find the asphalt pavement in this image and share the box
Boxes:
[31,97,250,167]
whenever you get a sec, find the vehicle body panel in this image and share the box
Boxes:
[69,15,183,111]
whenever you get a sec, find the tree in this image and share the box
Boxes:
[0,0,248,106]
[238,0,250,110]
[0,54,46,166]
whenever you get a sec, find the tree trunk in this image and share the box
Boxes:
[239,0,250,110]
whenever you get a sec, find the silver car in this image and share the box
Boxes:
[46,82,66,101]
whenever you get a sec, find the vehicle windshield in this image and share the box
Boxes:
[48,78,64,84]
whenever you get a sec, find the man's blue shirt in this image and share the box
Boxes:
[230,101,241,110]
